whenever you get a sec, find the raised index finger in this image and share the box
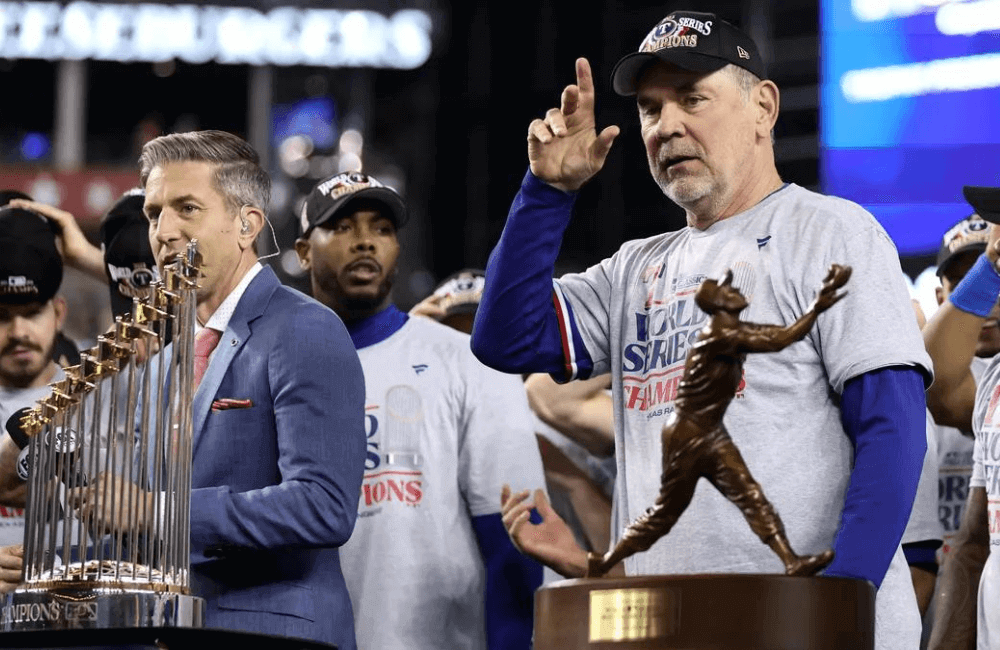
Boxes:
[575,57,596,112]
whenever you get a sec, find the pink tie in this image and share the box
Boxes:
[193,328,222,390]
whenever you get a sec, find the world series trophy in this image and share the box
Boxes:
[1,241,205,632]
[533,265,877,650]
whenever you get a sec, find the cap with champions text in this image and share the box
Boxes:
[611,11,766,96]
[936,213,991,278]
[0,207,62,305]
[432,269,486,319]
[299,171,407,239]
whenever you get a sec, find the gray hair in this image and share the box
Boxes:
[138,130,270,216]
[723,64,775,144]
[723,64,761,104]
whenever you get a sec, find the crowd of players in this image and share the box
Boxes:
[0,9,996,650]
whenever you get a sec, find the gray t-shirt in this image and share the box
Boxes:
[556,183,932,650]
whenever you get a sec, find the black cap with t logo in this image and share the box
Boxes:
[611,11,766,97]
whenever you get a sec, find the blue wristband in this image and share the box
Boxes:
[948,254,1000,317]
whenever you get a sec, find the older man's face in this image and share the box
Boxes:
[636,63,759,224]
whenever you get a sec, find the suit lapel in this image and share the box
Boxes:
[191,267,278,454]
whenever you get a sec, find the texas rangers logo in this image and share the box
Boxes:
[640,14,709,52]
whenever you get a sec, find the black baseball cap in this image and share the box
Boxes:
[936,213,990,278]
[612,11,766,96]
[964,186,1000,225]
[100,189,159,318]
[0,207,62,304]
[432,269,486,318]
[299,171,407,239]
[0,189,32,206]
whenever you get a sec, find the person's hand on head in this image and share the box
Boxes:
[8,199,106,281]
[528,58,620,193]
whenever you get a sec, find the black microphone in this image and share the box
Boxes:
[6,410,87,488]
[4,407,33,450]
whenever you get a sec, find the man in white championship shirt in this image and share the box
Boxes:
[295,171,547,650]
[925,190,1000,650]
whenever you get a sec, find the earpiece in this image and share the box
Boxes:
[240,218,250,234]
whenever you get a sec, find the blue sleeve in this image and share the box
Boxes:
[825,366,927,588]
[473,512,543,650]
[471,169,594,381]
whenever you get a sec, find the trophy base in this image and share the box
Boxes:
[534,573,875,650]
[1,586,205,631]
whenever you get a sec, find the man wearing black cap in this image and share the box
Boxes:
[472,11,931,650]
[295,171,546,650]
[923,188,1000,649]
[0,207,67,547]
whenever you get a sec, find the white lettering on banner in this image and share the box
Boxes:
[850,0,973,23]
[841,51,1000,103]
[0,2,434,69]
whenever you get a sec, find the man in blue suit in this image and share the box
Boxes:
[0,133,365,648]
[132,130,365,648]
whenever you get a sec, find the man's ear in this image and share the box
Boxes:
[935,285,945,307]
[755,80,780,140]
[51,296,67,331]
[294,238,312,272]
[238,205,266,250]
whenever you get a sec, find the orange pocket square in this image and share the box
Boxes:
[211,398,253,412]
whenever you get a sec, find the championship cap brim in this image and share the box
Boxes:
[964,186,1000,224]
[612,51,727,96]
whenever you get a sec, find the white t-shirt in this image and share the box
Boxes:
[932,356,986,561]
[339,316,546,650]
[970,354,1000,648]
[556,183,933,650]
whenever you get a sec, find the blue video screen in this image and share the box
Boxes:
[820,0,1000,256]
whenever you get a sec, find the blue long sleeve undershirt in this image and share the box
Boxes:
[828,366,927,588]
[351,305,541,648]
[473,169,928,590]
[472,513,543,650]
[471,170,593,381]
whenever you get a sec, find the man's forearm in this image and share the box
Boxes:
[928,487,989,650]
[924,255,999,429]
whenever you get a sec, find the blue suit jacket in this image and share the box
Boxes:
[183,266,366,649]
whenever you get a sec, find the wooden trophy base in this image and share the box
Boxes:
[534,574,875,650]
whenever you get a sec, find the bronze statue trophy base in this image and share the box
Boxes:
[534,573,875,650]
